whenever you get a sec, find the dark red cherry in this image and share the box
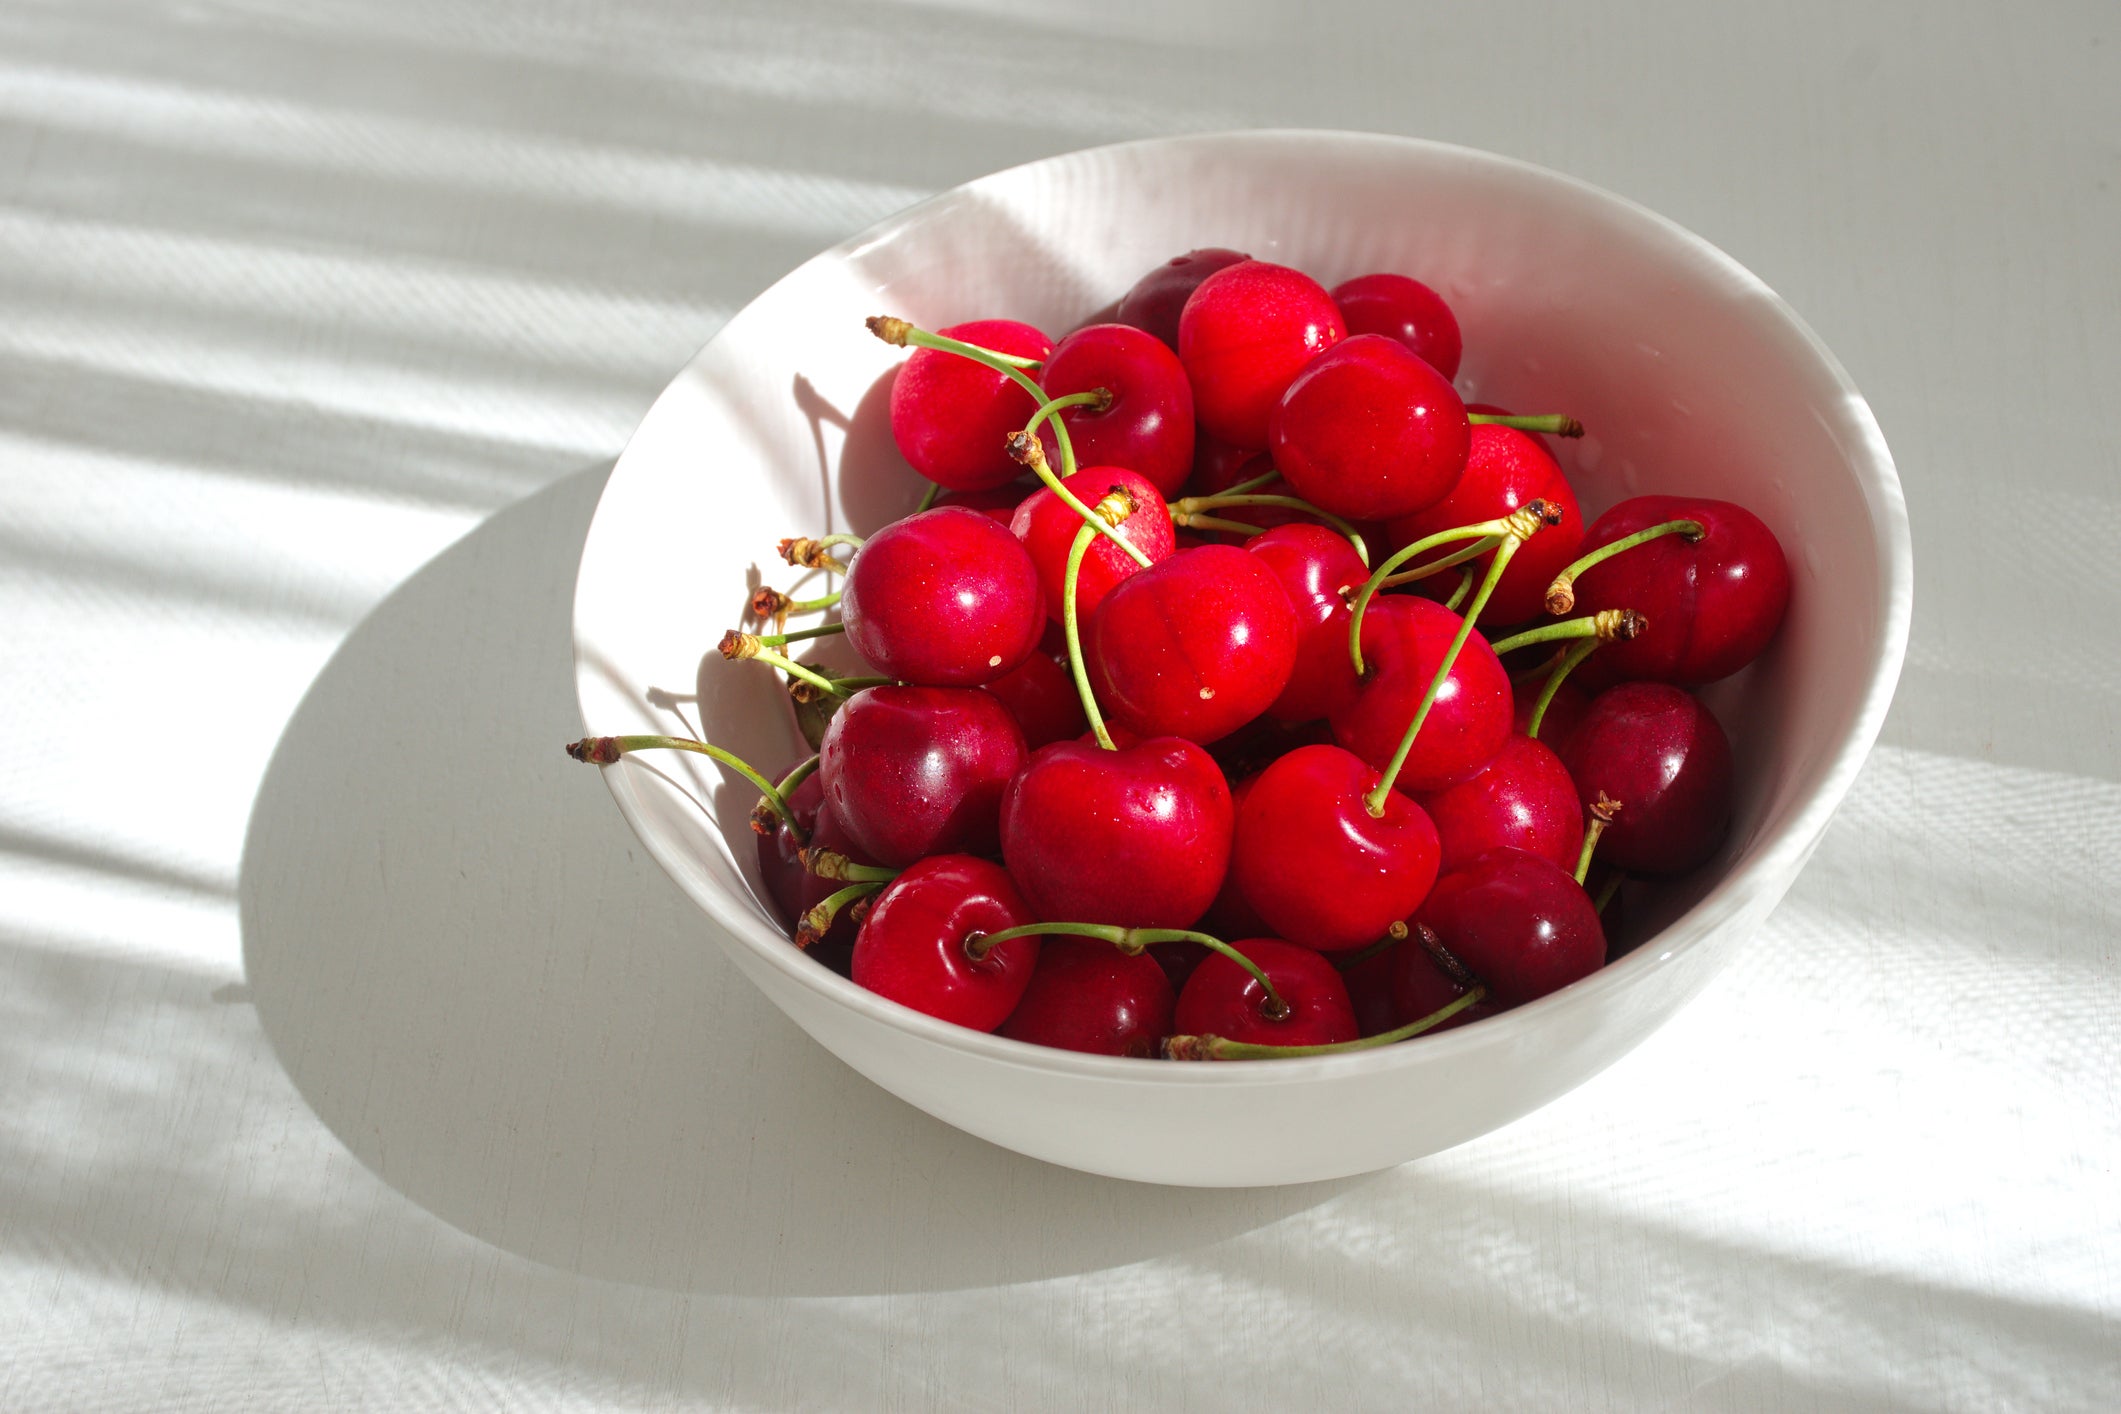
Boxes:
[1173,938,1357,1047]
[1331,595,1514,793]
[818,686,1027,868]
[997,937,1174,1056]
[756,768,824,931]
[1560,683,1734,875]
[1036,324,1195,497]
[980,647,1087,749]
[1418,732,1584,876]
[1418,848,1606,1008]
[1331,272,1463,380]
[1179,260,1345,451]
[1270,334,1470,521]
[1341,942,1407,1038]
[888,319,1052,491]
[933,481,1032,525]
[1202,773,1269,941]
[1389,939,1496,1033]
[999,736,1232,929]
[1009,466,1175,624]
[852,855,1040,1031]
[840,507,1044,686]
[1571,496,1792,684]
[1234,744,1440,952]
[791,798,880,977]
[1115,247,1250,349]
[1243,523,1368,723]
[1085,544,1298,744]
[1385,425,1584,626]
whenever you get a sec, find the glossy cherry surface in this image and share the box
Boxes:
[852,855,1040,1031]
[1418,731,1584,876]
[1385,425,1584,626]
[1009,466,1174,624]
[840,506,1044,686]
[1234,744,1440,953]
[999,736,1232,929]
[888,319,1052,491]
[1560,682,1734,875]
[818,686,1027,868]
[1036,323,1195,497]
[997,937,1174,1057]
[1332,272,1463,379]
[1270,334,1470,520]
[1417,848,1606,1008]
[1173,937,1358,1047]
[980,647,1087,749]
[1115,246,1249,349]
[1243,523,1368,723]
[1086,544,1298,744]
[1331,594,1514,793]
[1178,260,1345,450]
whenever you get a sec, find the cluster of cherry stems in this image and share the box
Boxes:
[573,249,1792,1062]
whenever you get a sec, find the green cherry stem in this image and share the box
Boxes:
[1466,412,1584,437]
[966,922,1289,1016]
[865,316,1042,370]
[798,846,902,883]
[796,881,882,948]
[1022,387,1112,447]
[1333,922,1409,971]
[1164,985,1488,1060]
[756,622,848,647]
[1489,608,1647,658]
[566,733,799,837]
[1593,871,1623,915]
[1347,521,1519,677]
[719,631,869,700]
[1575,793,1622,884]
[1064,517,1116,750]
[915,480,943,512]
[1170,493,1371,567]
[1224,468,1284,496]
[1545,518,1705,614]
[1442,565,1475,612]
[1171,512,1269,537]
[1377,535,1502,589]
[1005,429,1152,567]
[779,534,863,572]
[1526,638,1599,739]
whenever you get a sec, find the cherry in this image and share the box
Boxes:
[1418,731,1584,876]
[1512,673,1590,755]
[1332,272,1463,379]
[839,506,1044,687]
[1243,523,1368,723]
[1172,938,1357,1048]
[1178,260,1345,450]
[1085,544,1298,744]
[1115,247,1250,349]
[789,797,880,977]
[1183,432,1267,500]
[1233,744,1440,952]
[817,685,1028,868]
[1417,848,1606,1008]
[980,646,1087,749]
[1010,466,1174,624]
[1202,773,1271,941]
[1388,937,1496,1033]
[1385,426,1583,626]
[934,481,1031,524]
[1331,595,1514,794]
[999,736,1232,929]
[1563,496,1791,684]
[1559,682,1734,875]
[1036,323,1195,497]
[852,855,1040,1030]
[1270,334,1470,521]
[755,768,823,930]
[996,936,1174,1057]
[888,319,1052,490]
[1340,941,1407,1037]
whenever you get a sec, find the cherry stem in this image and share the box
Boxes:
[799,846,901,883]
[1377,535,1502,589]
[752,754,820,837]
[719,631,858,699]
[756,622,847,647]
[566,734,800,839]
[1333,921,1409,971]
[1005,430,1152,568]
[776,754,820,795]
[1526,638,1601,739]
[1488,608,1647,657]
[1171,512,1268,537]
[1023,387,1112,449]
[1224,468,1283,496]
[1545,518,1705,614]
[1170,493,1371,567]
[1064,518,1117,750]
[1442,565,1474,612]
[1593,871,1623,915]
[797,881,881,948]
[866,316,1042,370]
[1347,517,1530,676]
[915,481,943,512]
[1164,986,1488,1060]
[779,534,862,572]
[967,922,1288,1016]
[1575,793,1622,884]
[787,589,842,613]
[1466,412,1584,437]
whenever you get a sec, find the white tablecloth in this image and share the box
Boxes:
[3,1,2116,1407]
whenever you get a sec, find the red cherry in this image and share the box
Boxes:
[852,855,1039,1030]
[840,507,1044,686]
[1202,773,1270,941]
[888,319,1052,491]
[1417,848,1606,1008]
[1173,937,1357,1047]
[1418,732,1584,876]
[1331,272,1463,380]
[1086,544,1298,744]
[1036,324,1195,497]
[1009,466,1175,624]
[1560,683,1734,875]
[1331,595,1514,793]
[818,686,1028,868]
[1341,942,1407,1037]
[999,736,1232,929]
[997,937,1174,1056]
[1270,334,1470,520]
[1570,496,1792,684]
[1243,523,1368,723]
[1385,426,1584,626]
[1389,938,1497,1033]
[1179,260,1345,450]
[1115,247,1250,349]
[980,647,1087,749]
[1233,743,1441,952]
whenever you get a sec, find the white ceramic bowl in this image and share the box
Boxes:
[572,131,1911,1187]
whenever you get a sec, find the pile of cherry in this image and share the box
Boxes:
[572,248,1791,1062]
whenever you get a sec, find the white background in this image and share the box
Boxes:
[2,1,2117,1408]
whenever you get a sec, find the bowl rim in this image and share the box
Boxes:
[573,128,1913,1087]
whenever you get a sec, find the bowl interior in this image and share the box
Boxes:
[573,131,1907,1080]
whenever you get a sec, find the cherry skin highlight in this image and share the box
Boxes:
[1331,595,1514,794]
[1560,682,1735,875]
[1036,323,1195,497]
[1386,425,1584,626]
[1116,247,1249,349]
[888,319,1052,491]
[1270,334,1470,521]
[980,647,1087,749]
[1085,544,1298,744]
[1243,523,1368,723]
[839,506,1044,687]
[1417,848,1606,1009]
[818,686,1028,868]
[1179,260,1345,450]
[999,736,1232,929]
[997,937,1175,1057]
[1173,938,1358,1047]
[1418,731,1584,877]
[1332,272,1463,380]
[1010,466,1174,624]
[852,855,1040,1031]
